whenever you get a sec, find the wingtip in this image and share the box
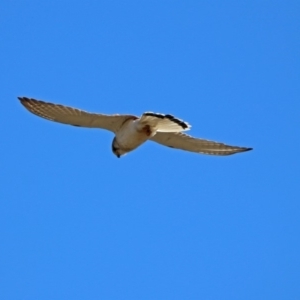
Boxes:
[18,96,29,103]
[243,147,253,152]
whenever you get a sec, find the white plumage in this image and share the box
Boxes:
[18,97,252,158]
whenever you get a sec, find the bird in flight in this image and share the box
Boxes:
[18,97,252,158]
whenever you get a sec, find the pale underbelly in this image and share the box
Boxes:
[116,122,154,152]
[117,132,149,151]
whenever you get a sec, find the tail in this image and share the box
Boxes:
[139,112,191,132]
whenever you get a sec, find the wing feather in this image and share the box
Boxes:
[151,132,252,156]
[18,97,136,133]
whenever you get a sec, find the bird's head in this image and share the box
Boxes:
[111,137,126,158]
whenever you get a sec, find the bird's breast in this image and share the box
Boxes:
[115,119,151,152]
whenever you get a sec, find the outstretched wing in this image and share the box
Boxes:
[18,97,137,133]
[151,132,252,156]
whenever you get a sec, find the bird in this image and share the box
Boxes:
[18,97,252,158]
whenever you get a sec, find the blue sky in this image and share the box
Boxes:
[1,1,299,299]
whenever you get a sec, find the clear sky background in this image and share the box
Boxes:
[1,1,299,299]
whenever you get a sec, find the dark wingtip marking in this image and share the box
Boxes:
[18,97,35,105]
[164,114,189,129]
[235,147,252,154]
[18,96,29,102]
[18,97,51,108]
[18,97,32,108]
[144,112,164,119]
[144,112,189,129]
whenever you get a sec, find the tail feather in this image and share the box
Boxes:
[140,112,191,132]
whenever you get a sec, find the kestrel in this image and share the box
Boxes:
[18,97,252,158]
